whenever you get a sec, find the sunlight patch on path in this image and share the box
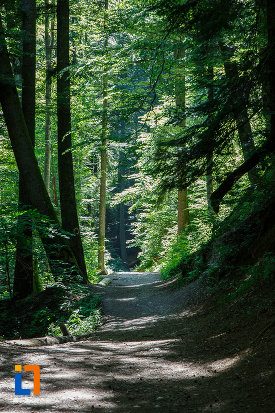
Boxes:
[0,335,245,412]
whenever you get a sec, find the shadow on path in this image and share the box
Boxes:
[0,272,274,412]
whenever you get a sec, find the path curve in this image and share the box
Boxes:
[94,272,204,323]
[0,272,273,412]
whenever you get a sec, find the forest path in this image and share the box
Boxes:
[0,272,273,412]
[93,271,203,323]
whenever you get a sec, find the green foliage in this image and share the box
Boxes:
[0,203,18,298]
[80,223,99,281]
[153,174,275,290]
[1,0,274,343]
[0,204,88,295]
[234,254,275,296]
[0,285,69,339]
[48,309,102,336]
[216,253,275,309]
[0,284,102,339]
[77,294,101,317]
[48,290,102,336]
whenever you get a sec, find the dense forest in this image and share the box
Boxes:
[0,1,274,409]
[0,0,275,413]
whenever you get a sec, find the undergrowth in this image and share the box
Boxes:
[217,253,275,306]
[0,283,102,340]
[158,179,275,287]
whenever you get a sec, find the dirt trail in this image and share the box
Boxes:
[95,272,204,323]
[0,272,274,412]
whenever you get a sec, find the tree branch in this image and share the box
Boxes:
[210,139,275,213]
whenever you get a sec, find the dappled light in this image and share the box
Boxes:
[0,0,275,411]
[1,267,274,412]
[1,269,274,411]
[0,316,272,412]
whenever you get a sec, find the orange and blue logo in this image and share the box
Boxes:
[15,365,40,396]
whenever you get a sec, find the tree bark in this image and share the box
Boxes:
[0,14,84,283]
[98,0,109,273]
[57,0,88,281]
[13,0,36,298]
[118,145,127,264]
[210,138,274,213]
[44,0,55,194]
[206,152,213,213]
[174,45,189,235]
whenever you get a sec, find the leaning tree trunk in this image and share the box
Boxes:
[13,0,36,299]
[57,0,88,281]
[174,45,189,235]
[220,44,259,184]
[210,28,275,212]
[0,14,85,283]
[98,0,109,273]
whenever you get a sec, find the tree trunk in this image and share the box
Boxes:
[57,0,88,281]
[119,201,127,263]
[0,14,84,282]
[206,152,213,213]
[267,0,275,181]
[44,0,55,194]
[98,0,109,273]
[13,0,36,298]
[52,171,59,208]
[118,144,127,264]
[44,0,55,283]
[220,44,259,184]
[174,45,189,235]
[210,138,274,213]
[177,189,189,234]
[206,66,214,216]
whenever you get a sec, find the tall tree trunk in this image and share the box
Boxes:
[0,14,84,282]
[206,152,213,213]
[174,45,189,235]
[206,66,214,216]
[119,201,127,263]
[57,0,88,281]
[220,44,259,184]
[52,170,59,208]
[44,0,55,194]
[267,0,275,180]
[118,127,127,264]
[98,0,109,273]
[13,0,36,298]
[43,0,55,278]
